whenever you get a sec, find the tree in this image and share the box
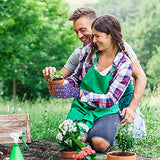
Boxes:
[122,0,160,71]
[0,0,78,100]
[146,47,160,88]
[86,0,144,20]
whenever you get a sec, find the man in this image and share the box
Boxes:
[43,7,146,127]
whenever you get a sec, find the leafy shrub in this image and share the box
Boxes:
[116,121,136,152]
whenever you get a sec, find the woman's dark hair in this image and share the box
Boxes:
[89,14,128,61]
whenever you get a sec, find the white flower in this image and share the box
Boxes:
[63,119,73,126]
[68,126,73,132]
[67,119,73,124]
[59,123,63,129]
[57,119,89,148]
[56,132,63,141]
[78,123,89,132]
[72,127,77,132]
[59,119,73,130]
[62,130,66,135]
[63,125,68,132]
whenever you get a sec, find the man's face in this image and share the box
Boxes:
[73,16,93,46]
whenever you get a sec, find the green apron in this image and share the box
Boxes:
[119,84,133,111]
[66,52,119,129]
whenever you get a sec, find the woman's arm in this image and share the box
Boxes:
[80,57,133,108]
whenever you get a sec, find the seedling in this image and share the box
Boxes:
[50,71,64,81]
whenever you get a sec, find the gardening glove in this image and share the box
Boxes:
[54,84,80,98]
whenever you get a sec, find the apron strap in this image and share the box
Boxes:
[93,52,100,66]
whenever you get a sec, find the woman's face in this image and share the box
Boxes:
[92,27,112,51]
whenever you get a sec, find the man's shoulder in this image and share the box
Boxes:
[73,43,91,56]
[73,45,83,53]
[124,41,137,61]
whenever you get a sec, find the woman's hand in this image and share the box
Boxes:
[42,66,56,80]
[120,107,135,125]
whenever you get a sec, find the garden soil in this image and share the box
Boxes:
[0,139,153,160]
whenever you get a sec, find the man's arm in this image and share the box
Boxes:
[129,59,147,110]
[59,67,72,79]
[121,59,147,124]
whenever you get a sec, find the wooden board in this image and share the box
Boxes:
[0,114,31,144]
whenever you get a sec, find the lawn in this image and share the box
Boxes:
[0,88,159,159]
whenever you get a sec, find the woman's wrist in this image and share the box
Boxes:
[79,90,82,98]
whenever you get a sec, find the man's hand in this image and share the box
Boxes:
[120,107,135,125]
[42,66,56,80]
[54,84,80,98]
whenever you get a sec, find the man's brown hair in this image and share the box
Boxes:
[69,7,97,21]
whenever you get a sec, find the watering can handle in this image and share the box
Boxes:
[19,131,29,148]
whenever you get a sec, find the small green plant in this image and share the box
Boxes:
[116,121,136,153]
[50,71,64,81]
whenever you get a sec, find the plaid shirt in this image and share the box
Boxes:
[66,45,133,109]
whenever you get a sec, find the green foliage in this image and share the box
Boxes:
[31,110,57,141]
[146,47,160,88]
[87,0,144,20]
[133,89,160,158]
[50,71,64,81]
[0,0,78,100]
[120,0,160,91]
[116,121,136,152]
[27,98,72,141]
[133,0,160,71]
[122,0,160,72]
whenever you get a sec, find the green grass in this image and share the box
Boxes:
[132,89,160,158]
[0,89,160,158]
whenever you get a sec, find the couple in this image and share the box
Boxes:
[43,7,146,153]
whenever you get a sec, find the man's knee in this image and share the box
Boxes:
[91,137,110,152]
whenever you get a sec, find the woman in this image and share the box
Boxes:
[54,14,133,152]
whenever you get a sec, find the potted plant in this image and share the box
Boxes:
[107,121,136,160]
[56,119,97,160]
[47,71,64,96]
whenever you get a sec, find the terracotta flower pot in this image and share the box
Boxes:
[107,151,136,160]
[60,151,76,160]
[47,79,64,96]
